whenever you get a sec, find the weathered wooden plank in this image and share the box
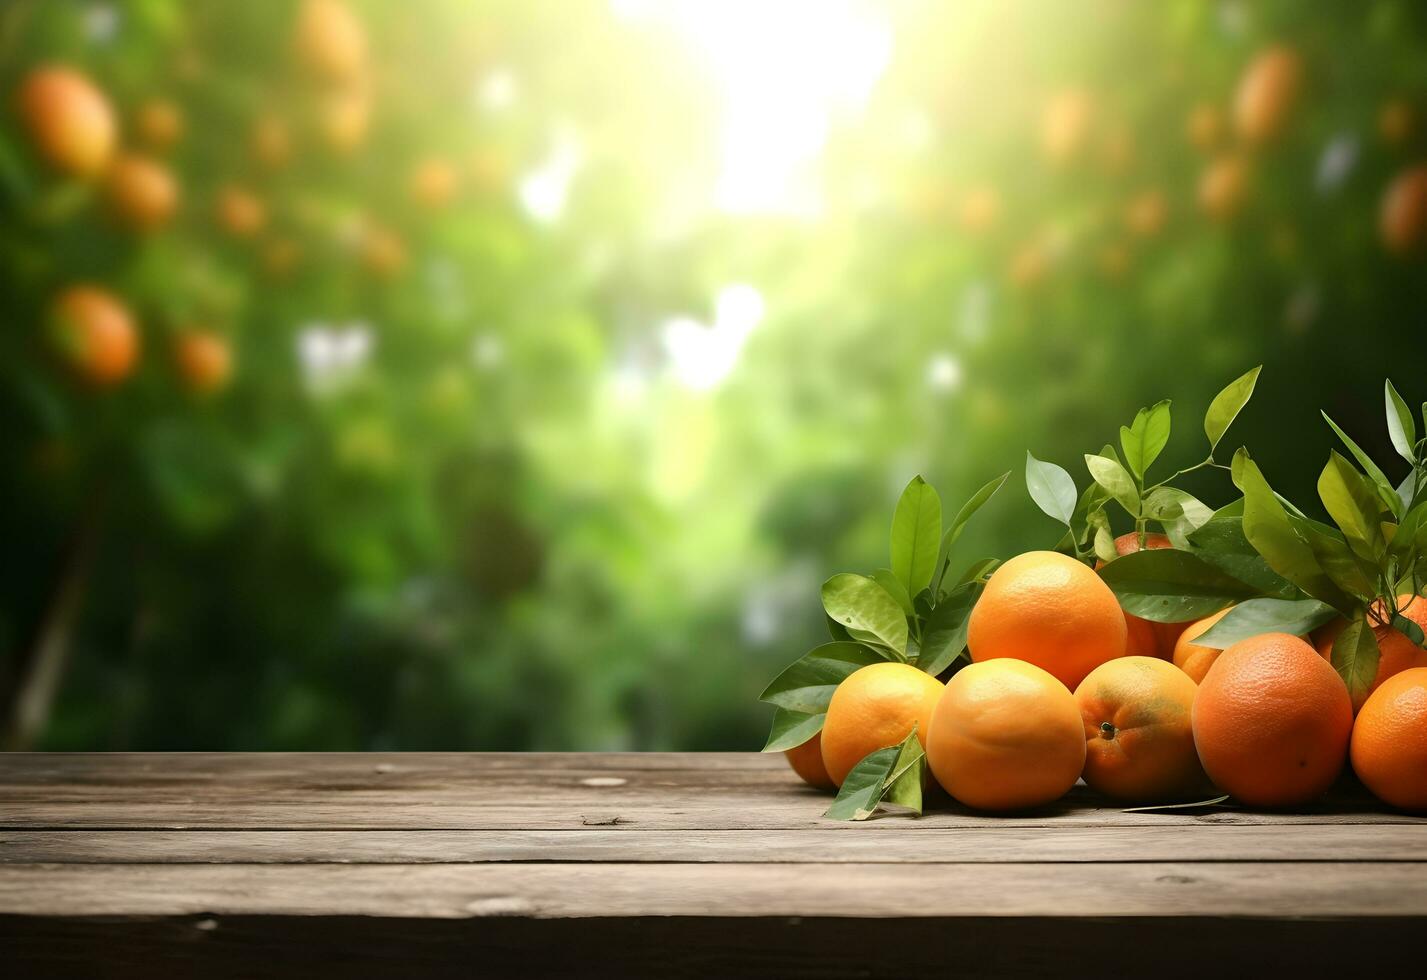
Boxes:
[4,861,1426,918]
[4,824,1426,864]
[3,753,1417,830]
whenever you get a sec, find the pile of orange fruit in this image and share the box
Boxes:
[786,540,1427,813]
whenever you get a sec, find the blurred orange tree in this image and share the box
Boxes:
[3,0,1427,749]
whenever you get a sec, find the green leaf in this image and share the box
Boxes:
[947,557,1000,593]
[931,471,1009,596]
[1389,500,1427,563]
[1148,488,1215,546]
[872,568,915,616]
[826,615,852,642]
[1122,795,1232,813]
[1092,520,1118,564]
[1234,453,1356,612]
[1332,614,1381,707]
[1289,513,1379,600]
[823,728,925,821]
[1097,548,1258,623]
[1120,399,1172,480]
[822,573,909,657]
[1194,598,1340,649]
[1026,451,1077,527]
[1085,453,1141,517]
[890,476,942,597]
[1318,451,1388,562]
[1386,379,1417,464]
[1182,510,1299,599]
[918,582,981,676]
[761,707,825,753]
[1205,365,1262,452]
[1398,470,1420,515]
[758,642,889,713]
[1391,613,1425,648]
[1322,412,1404,519]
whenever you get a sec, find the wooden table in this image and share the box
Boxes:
[1,752,1423,977]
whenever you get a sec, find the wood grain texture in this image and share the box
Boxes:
[0,752,1415,830]
[5,824,1427,864]
[2,752,1424,978]
[6,861,1427,918]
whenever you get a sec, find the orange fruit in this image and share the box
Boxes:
[216,185,267,238]
[1124,190,1167,239]
[1379,99,1414,146]
[359,225,407,279]
[250,115,293,170]
[295,0,367,84]
[1199,154,1250,221]
[968,550,1127,691]
[820,662,944,787]
[927,659,1085,811]
[410,157,459,209]
[135,98,183,153]
[1040,88,1093,164]
[784,731,834,790]
[104,152,178,232]
[319,87,371,154]
[1075,656,1207,802]
[1350,667,1427,811]
[16,65,116,177]
[1173,606,1235,683]
[1312,597,1427,711]
[1177,608,1324,684]
[49,286,139,387]
[959,185,1000,234]
[1380,166,1427,255]
[1234,44,1303,145]
[1185,102,1224,153]
[1100,533,1187,660]
[173,330,233,395]
[1192,633,1352,807]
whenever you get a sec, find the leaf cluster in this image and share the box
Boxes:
[758,473,1007,820]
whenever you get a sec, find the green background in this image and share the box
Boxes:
[2,0,1425,750]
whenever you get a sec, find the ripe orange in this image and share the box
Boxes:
[1379,99,1414,146]
[927,659,1085,811]
[784,731,834,790]
[1124,190,1167,239]
[820,662,944,787]
[1234,44,1303,145]
[16,65,116,177]
[173,330,233,395]
[411,157,459,209]
[49,286,139,387]
[360,225,408,279]
[1199,154,1250,221]
[1185,102,1224,153]
[319,87,371,154]
[1075,656,1207,802]
[1380,166,1427,255]
[968,550,1127,691]
[1350,667,1427,811]
[295,0,367,84]
[135,98,183,153]
[1192,633,1352,807]
[216,185,267,238]
[1312,597,1427,711]
[1101,533,1188,660]
[959,185,1000,234]
[1040,88,1093,164]
[1172,606,1234,683]
[250,115,293,169]
[104,152,178,232]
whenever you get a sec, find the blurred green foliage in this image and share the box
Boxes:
[3,0,1427,749]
